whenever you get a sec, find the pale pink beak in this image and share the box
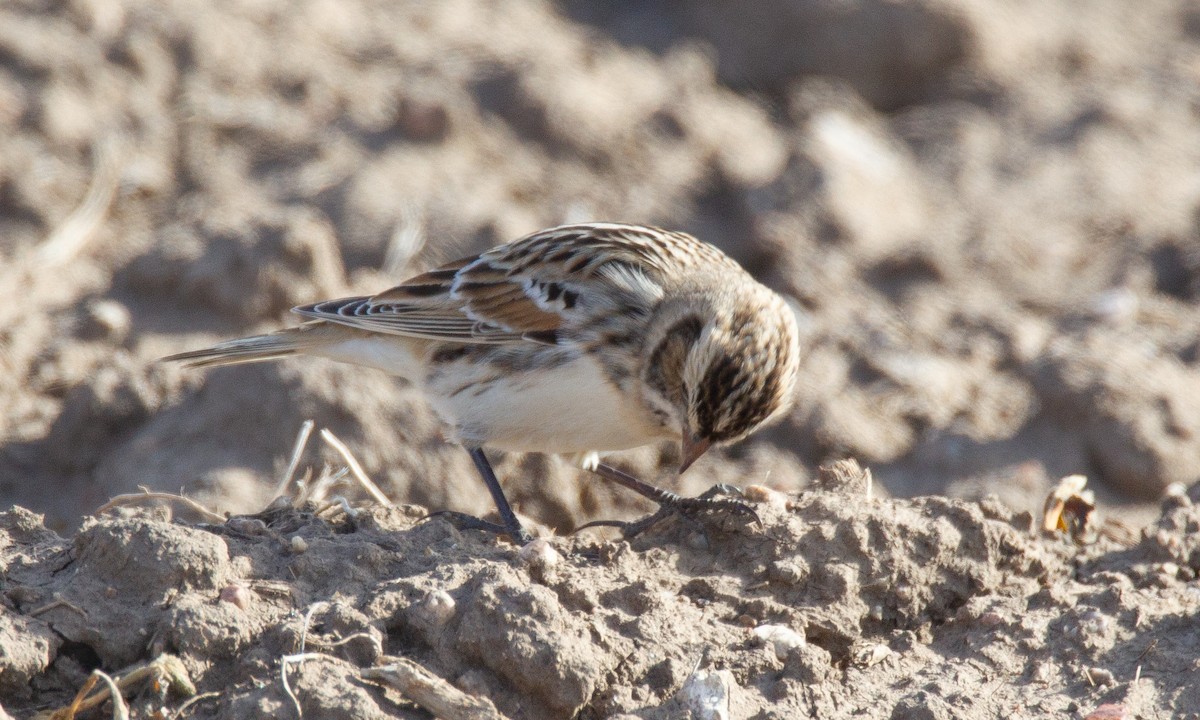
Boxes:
[679,431,712,474]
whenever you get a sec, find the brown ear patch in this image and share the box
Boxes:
[645,317,703,408]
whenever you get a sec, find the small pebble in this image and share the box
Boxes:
[1076,609,1110,636]
[743,484,787,507]
[677,668,734,720]
[1086,667,1116,687]
[225,517,268,536]
[977,611,1005,627]
[78,299,131,342]
[419,590,456,627]
[519,538,561,570]
[851,642,893,668]
[1163,482,1188,500]
[290,535,308,553]
[766,560,808,585]
[397,96,450,141]
[1085,703,1129,720]
[1086,287,1138,323]
[1032,662,1054,683]
[218,583,251,610]
[753,624,806,660]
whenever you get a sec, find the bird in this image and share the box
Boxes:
[164,222,801,544]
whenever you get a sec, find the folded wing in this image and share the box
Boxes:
[294,223,677,345]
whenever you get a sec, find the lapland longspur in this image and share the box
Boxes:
[166,223,801,543]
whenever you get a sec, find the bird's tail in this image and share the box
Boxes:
[163,322,422,377]
[161,326,323,369]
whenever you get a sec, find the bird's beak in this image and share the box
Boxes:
[679,431,712,474]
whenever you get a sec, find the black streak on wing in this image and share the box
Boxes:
[522,329,561,345]
[394,284,447,298]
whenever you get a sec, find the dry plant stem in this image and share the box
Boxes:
[383,201,427,274]
[45,656,193,720]
[279,600,330,718]
[0,137,122,363]
[363,659,511,720]
[299,602,330,656]
[306,466,348,505]
[274,420,316,500]
[279,603,381,718]
[147,655,197,697]
[319,429,392,506]
[94,671,129,720]
[53,672,97,720]
[290,466,316,503]
[306,631,381,656]
[314,495,358,519]
[29,595,88,618]
[280,653,336,719]
[94,487,226,524]
[36,137,122,267]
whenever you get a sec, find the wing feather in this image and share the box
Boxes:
[292,223,721,344]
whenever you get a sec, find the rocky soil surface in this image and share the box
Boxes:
[4,462,1200,719]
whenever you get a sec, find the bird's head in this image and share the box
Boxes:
[641,284,800,473]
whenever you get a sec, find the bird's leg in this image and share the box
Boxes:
[578,463,760,538]
[424,447,532,545]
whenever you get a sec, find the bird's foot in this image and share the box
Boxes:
[422,510,532,545]
[577,483,760,540]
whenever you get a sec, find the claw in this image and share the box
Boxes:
[698,483,745,500]
[668,490,761,528]
[575,483,760,540]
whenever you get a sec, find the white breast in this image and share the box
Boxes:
[425,354,672,455]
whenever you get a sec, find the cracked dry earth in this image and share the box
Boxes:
[3,463,1199,719]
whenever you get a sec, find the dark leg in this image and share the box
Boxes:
[577,463,760,538]
[425,447,531,544]
[468,447,532,544]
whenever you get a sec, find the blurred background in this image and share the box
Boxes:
[1,0,1198,533]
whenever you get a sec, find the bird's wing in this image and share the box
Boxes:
[294,223,717,344]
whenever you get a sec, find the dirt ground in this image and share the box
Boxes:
[2,0,1200,717]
